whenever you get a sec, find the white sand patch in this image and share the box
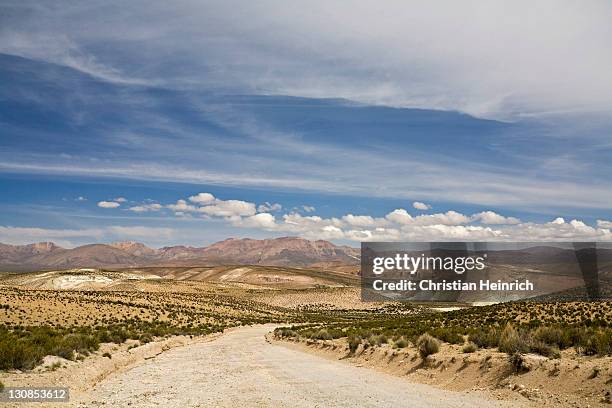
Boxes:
[52,275,114,289]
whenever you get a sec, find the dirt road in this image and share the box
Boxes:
[82,325,513,407]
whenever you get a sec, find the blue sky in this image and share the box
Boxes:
[1,1,611,247]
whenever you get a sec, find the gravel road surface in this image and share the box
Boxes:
[84,325,512,407]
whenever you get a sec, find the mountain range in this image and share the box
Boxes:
[0,237,360,272]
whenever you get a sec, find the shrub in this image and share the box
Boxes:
[394,337,409,349]
[102,352,112,359]
[469,329,499,349]
[431,328,464,345]
[529,340,560,359]
[533,326,571,349]
[0,379,4,392]
[462,342,478,353]
[508,352,527,372]
[594,330,612,356]
[575,329,612,356]
[348,335,361,354]
[416,334,440,359]
[312,329,333,340]
[368,334,388,347]
[498,324,529,354]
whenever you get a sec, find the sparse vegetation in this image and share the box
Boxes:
[462,342,477,353]
[508,352,527,372]
[394,337,409,349]
[416,333,440,359]
[274,300,612,359]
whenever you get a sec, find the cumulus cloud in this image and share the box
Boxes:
[386,209,414,225]
[234,213,277,229]
[472,211,521,225]
[189,192,215,204]
[166,199,197,213]
[412,201,431,210]
[83,193,612,243]
[342,214,387,228]
[302,206,316,213]
[257,202,282,213]
[413,211,470,226]
[596,219,612,229]
[198,200,256,218]
[114,197,127,203]
[221,201,612,242]
[97,201,120,208]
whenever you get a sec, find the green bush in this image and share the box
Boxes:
[462,342,478,353]
[312,329,333,340]
[431,328,464,345]
[367,334,388,346]
[533,326,571,349]
[0,321,218,372]
[348,335,362,354]
[394,337,409,349]
[498,324,529,354]
[416,333,440,359]
[529,340,560,359]
[469,329,499,349]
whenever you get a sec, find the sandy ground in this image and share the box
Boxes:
[274,336,612,407]
[77,325,515,408]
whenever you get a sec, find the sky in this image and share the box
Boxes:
[1,1,611,248]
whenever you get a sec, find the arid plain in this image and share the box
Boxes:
[0,238,610,407]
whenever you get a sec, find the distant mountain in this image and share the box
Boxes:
[0,237,360,272]
[109,241,158,257]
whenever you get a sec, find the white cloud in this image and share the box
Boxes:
[386,209,413,225]
[198,199,256,218]
[97,201,120,208]
[75,196,87,202]
[128,203,163,212]
[596,219,612,229]
[114,197,127,203]
[166,199,197,213]
[412,201,431,210]
[412,211,470,226]
[4,2,611,118]
[215,199,612,242]
[472,211,520,225]
[189,192,215,204]
[302,205,316,213]
[257,202,282,212]
[342,214,387,228]
[234,213,277,230]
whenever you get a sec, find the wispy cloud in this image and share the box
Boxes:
[0,225,173,247]
[2,1,611,118]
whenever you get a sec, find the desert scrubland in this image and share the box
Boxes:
[0,266,610,407]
